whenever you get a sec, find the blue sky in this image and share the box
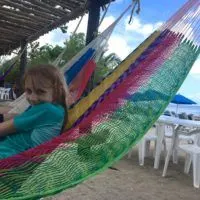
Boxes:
[37,0,199,102]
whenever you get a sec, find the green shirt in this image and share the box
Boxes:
[0,102,65,159]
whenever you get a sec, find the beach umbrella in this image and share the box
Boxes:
[171,94,196,114]
[171,94,197,105]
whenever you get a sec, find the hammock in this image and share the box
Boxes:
[0,0,200,199]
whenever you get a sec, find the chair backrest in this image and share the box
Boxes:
[180,128,200,146]
[193,132,200,146]
[164,125,174,137]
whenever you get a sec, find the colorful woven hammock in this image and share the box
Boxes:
[0,0,200,199]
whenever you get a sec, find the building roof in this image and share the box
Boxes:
[0,0,113,56]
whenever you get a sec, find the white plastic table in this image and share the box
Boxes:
[154,115,200,176]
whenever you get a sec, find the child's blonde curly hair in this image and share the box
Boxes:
[24,64,71,131]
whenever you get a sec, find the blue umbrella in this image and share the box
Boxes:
[171,94,196,114]
[171,94,196,105]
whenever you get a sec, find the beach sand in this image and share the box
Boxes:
[46,147,200,200]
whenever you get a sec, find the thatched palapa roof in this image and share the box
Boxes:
[0,0,114,56]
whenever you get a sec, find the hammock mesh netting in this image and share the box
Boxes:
[0,0,200,199]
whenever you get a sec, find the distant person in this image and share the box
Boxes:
[188,114,194,120]
[12,79,21,99]
[171,111,178,118]
[0,79,4,87]
[178,112,188,119]
[163,110,171,116]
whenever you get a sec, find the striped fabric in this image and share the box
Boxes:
[69,60,96,101]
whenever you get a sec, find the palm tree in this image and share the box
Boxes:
[94,51,121,84]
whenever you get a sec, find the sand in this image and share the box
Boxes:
[46,148,200,200]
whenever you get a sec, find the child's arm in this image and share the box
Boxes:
[3,113,18,121]
[0,105,13,114]
[0,119,16,137]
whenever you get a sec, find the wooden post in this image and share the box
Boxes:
[86,1,100,45]
[85,0,101,93]
[18,40,27,95]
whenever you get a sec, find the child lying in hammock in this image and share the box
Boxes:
[0,64,69,159]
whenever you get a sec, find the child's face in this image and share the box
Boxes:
[25,78,54,105]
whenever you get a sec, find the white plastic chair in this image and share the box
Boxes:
[162,126,200,188]
[137,128,157,166]
[153,122,195,169]
[165,125,195,164]
[177,132,200,188]
[0,88,10,100]
[128,126,166,166]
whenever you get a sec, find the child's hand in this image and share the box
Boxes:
[0,119,16,137]
[66,95,75,107]
[3,113,18,121]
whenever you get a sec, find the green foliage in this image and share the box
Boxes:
[0,57,20,84]
[28,43,64,66]
[1,32,121,87]
[61,33,86,64]
[94,51,121,84]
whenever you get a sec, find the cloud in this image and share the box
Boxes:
[67,14,88,35]
[97,15,164,60]
[36,14,116,48]
[178,73,200,103]
[104,16,164,60]
[36,32,55,46]
[37,29,67,47]
[36,15,89,47]
[190,58,200,75]
[107,34,132,59]
[125,16,163,38]
[188,92,200,103]
[99,16,115,32]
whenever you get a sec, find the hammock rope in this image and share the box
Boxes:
[0,0,199,199]
[0,43,28,82]
[128,0,141,24]
[98,0,112,27]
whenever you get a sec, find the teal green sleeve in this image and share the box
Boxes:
[31,126,63,147]
[14,109,47,131]
[13,103,64,132]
